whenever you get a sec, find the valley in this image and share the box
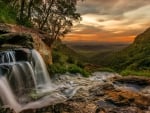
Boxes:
[65,42,129,58]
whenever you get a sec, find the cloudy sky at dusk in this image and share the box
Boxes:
[64,0,150,43]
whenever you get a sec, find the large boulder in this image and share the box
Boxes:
[0,23,52,65]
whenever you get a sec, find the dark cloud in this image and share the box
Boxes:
[78,0,150,16]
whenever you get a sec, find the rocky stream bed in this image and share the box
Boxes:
[0,72,150,113]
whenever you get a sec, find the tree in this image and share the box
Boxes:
[32,0,81,46]
[4,0,82,46]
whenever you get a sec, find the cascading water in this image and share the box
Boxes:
[0,48,63,113]
[31,50,54,93]
[0,51,16,63]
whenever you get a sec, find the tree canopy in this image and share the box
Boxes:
[2,0,82,46]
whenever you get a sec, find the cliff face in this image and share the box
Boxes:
[0,23,52,65]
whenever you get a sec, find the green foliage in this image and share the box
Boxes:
[2,0,81,45]
[48,63,67,75]
[68,64,81,73]
[0,0,82,45]
[67,64,90,77]
[121,70,150,77]
[102,28,150,76]
[51,41,90,77]
[48,63,90,77]
[0,1,17,24]
[52,40,85,65]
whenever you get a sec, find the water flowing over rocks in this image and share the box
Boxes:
[0,70,150,113]
[18,73,150,113]
[0,49,67,113]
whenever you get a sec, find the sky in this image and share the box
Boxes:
[64,0,150,43]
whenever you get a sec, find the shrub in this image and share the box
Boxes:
[68,64,90,77]
[48,64,67,75]
[81,69,90,77]
[68,64,82,74]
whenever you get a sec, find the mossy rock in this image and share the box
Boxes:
[0,33,33,48]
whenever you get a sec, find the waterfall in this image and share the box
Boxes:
[0,49,57,112]
[0,51,16,63]
[31,50,54,93]
[0,77,21,112]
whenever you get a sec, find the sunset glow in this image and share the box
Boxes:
[64,0,150,43]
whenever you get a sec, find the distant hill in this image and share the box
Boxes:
[56,27,150,76]
[105,28,150,72]
[65,42,129,58]
[52,40,85,64]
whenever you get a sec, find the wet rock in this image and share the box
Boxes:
[104,107,144,113]
[89,83,115,97]
[1,72,150,113]
[114,76,150,86]
[0,23,52,65]
[14,48,32,62]
[105,88,150,110]
[89,86,105,97]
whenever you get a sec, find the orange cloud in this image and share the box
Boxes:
[64,33,135,43]
[63,1,150,43]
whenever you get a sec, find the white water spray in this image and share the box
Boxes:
[0,49,60,112]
